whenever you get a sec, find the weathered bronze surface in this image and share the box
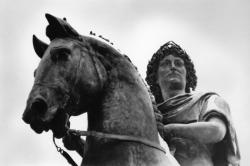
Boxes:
[146,41,240,166]
[22,14,177,166]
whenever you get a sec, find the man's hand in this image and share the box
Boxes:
[162,124,177,144]
[153,104,164,138]
[63,131,85,157]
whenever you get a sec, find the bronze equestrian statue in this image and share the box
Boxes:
[22,14,178,166]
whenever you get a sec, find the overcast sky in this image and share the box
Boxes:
[1,0,250,165]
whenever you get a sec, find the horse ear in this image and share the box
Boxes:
[33,35,48,58]
[45,13,79,41]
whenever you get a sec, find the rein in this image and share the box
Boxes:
[69,129,166,153]
[52,128,166,166]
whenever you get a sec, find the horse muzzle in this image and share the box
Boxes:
[23,95,69,138]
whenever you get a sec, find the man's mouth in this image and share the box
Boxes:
[167,71,181,77]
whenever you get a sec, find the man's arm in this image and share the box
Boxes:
[163,117,226,144]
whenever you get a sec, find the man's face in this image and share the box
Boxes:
[157,54,187,91]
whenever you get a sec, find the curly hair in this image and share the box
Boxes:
[146,41,197,103]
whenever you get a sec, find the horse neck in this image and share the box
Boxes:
[87,66,160,143]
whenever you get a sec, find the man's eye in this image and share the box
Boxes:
[160,60,171,66]
[175,60,184,67]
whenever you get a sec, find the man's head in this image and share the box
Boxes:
[146,41,197,103]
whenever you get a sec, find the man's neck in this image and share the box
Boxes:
[161,89,185,101]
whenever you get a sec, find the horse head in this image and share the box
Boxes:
[22,14,176,166]
[22,14,108,138]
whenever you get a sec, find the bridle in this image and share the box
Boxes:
[49,89,166,166]
[32,82,79,166]
[35,58,166,166]
[38,84,166,166]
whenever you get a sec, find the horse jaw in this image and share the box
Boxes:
[50,110,70,138]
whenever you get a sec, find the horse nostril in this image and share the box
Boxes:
[30,98,48,116]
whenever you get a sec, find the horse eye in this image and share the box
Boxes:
[51,48,70,62]
[58,50,69,61]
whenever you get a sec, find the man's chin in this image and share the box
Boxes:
[168,81,184,91]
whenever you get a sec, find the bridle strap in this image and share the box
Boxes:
[33,82,79,110]
[53,136,78,166]
[69,129,166,154]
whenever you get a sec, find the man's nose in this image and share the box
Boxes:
[170,61,177,69]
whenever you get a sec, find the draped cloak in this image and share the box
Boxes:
[157,92,240,166]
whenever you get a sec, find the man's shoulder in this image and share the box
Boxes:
[191,91,218,97]
[192,91,229,107]
[198,91,231,121]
